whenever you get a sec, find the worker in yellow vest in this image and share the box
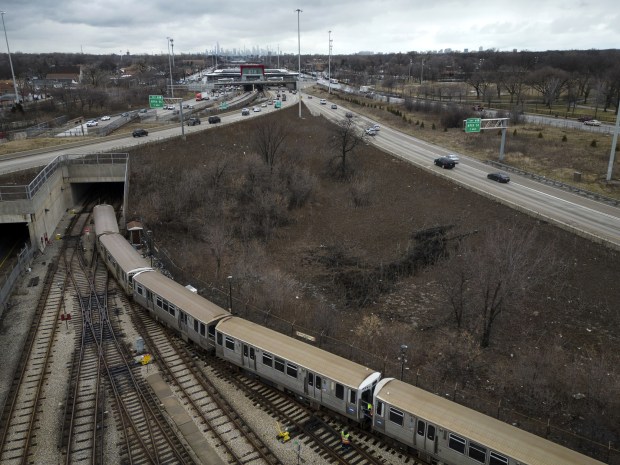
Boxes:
[341,429,351,451]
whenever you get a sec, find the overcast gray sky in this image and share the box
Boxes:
[1,0,618,57]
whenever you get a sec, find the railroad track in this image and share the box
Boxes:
[60,233,195,464]
[0,215,81,464]
[126,295,282,465]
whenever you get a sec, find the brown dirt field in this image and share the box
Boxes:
[98,102,620,462]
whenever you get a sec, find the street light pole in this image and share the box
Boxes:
[166,37,174,97]
[328,31,332,95]
[0,11,19,105]
[296,8,302,118]
[398,344,408,381]
[227,275,233,314]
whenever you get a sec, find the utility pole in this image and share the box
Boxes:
[296,9,302,118]
[328,31,332,94]
[0,11,19,104]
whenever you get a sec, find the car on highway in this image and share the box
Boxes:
[253,106,261,112]
[487,172,510,183]
[100,115,111,121]
[434,157,456,169]
[320,99,327,105]
[365,128,377,136]
[208,116,221,124]
[307,95,313,99]
[139,108,148,113]
[121,112,129,117]
[584,119,601,126]
[187,117,201,126]
[241,108,250,116]
[132,129,148,137]
[369,124,380,131]
[261,103,267,107]
[345,112,353,118]
[444,153,460,164]
[86,120,98,127]
[331,104,337,109]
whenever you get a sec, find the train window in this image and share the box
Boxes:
[427,424,436,441]
[243,345,248,357]
[250,348,255,360]
[194,319,199,332]
[225,337,235,350]
[136,285,143,296]
[146,290,152,300]
[349,390,356,404]
[200,323,206,337]
[389,408,404,426]
[207,324,214,338]
[417,420,425,435]
[376,401,383,417]
[156,297,163,309]
[448,434,466,454]
[217,333,222,345]
[179,311,187,324]
[489,452,508,465]
[316,376,322,389]
[468,442,487,463]
[263,353,273,367]
[274,357,285,373]
[286,363,297,378]
[335,384,344,400]
[308,373,314,386]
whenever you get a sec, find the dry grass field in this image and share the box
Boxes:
[126,103,619,462]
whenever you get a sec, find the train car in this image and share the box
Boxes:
[372,378,605,465]
[93,204,119,236]
[132,271,230,351]
[215,316,381,422]
[97,233,152,294]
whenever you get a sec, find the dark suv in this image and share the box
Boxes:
[132,129,148,137]
[434,156,456,169]
[208,116,221,124]
[187,117,201,126]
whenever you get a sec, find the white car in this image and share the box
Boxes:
[320,99,327,105]
[261,103,267,107]
[100,115,111,121]
[370,124,380,131]
[584,119,601,126]
[253,106,261,112]
[86,120,98,127]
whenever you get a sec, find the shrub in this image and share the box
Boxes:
[562,135,567,142]
[538,132,543,138]
[590,140,597,147]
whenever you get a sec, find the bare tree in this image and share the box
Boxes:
[328,117,366,180]
[442,224,560,348]
[204,223,233,278]
[252,117,289,172]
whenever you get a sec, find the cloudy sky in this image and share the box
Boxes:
[1,0,618,57]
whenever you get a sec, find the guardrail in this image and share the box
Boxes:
[485,160,620,207]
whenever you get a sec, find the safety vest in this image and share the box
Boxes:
[341,431,351,444]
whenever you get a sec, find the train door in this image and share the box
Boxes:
[242,344,256,371]
[415,418,438,455]
[306,373,322,402]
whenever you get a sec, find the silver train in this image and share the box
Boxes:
[93,204,605,465]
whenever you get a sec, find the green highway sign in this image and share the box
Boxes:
[465,118,481,133]
[149,95,164,108]
[219,102,228,110]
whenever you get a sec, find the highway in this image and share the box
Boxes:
[302,95,620,249]
[1,87,619,249]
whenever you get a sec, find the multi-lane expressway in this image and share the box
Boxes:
[1,89,619,249]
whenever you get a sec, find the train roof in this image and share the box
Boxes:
[93,204,119,236]
[374,378,604,465]
[98,233,151,273]
[217,317,381,390]
[133,272,230,324]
